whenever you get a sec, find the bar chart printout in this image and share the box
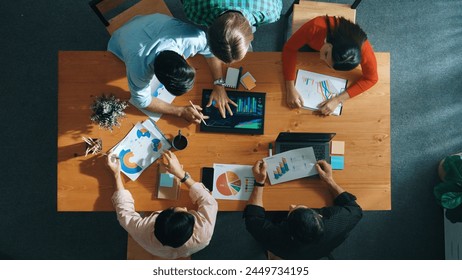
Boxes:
[263,147,318,185]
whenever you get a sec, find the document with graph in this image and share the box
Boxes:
[111,120,171,181]
[263,147,318,185]
[130,76,176,122]
[212,164,255,201]
[295,69,347,116]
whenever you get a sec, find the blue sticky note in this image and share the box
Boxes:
[331,156,344,170]
[160,173,175,187]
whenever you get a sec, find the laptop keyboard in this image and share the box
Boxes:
[279,144,326,160]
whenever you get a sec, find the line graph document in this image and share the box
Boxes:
[263,147,318,185]
[295,69,347,116]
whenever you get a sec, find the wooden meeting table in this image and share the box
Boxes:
[58,51,390,211]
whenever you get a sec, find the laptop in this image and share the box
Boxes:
[275,132,336,163]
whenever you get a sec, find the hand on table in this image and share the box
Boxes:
[315,160,334,185]
[207,86,237,118]
[161,150,185,179]
[252,160,268,185]
[106,152,121,175]
[178,105,209,124]
[317,97,341,116]
[286,83,304,109]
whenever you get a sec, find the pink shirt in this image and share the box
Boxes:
[112,183,218,259]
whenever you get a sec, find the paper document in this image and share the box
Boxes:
[212,164,255,200]
[130,76,176,122]
[295,69,347,116]
[263,147,318,185]
[111,120,171,181]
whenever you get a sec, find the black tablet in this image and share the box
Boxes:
[200,89,266,135]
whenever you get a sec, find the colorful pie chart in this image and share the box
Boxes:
[119,149,142,174]
[216,171,241,196]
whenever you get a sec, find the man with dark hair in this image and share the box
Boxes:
[244,160,362,259]
[107,151,218,259]
[182,0,283,118]
[108,13,227,123]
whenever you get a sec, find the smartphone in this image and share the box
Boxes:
[201,167,214,192]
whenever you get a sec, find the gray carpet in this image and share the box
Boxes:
[1,0,460,259]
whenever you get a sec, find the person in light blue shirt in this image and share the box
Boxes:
[108,13,225,123]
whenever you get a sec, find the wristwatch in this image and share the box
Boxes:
[213,78,226,86]
[254,180,265,187]
[180,172,190,183]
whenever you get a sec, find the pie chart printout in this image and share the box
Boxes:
[216,171,241,196]
[212,164,255,200]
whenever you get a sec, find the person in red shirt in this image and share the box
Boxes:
[282,16,378,115]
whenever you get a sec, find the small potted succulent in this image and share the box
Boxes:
[90,94,128,131]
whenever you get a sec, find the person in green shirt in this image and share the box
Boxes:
[182,0,282,117]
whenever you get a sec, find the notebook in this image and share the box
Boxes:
[224,67,242,88]
[275,132,336,163]
[156,163,180,200]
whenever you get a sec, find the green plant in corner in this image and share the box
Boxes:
[90,94,128,131]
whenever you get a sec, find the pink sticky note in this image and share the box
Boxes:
[331,141,345,155]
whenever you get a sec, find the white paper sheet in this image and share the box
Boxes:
[294,69,347,116]
[130,76,176,122]
[212,164,255,200]
[111,120,171,181]
[263,147,318,185]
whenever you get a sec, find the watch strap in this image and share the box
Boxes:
[180,172,190,183]
[254,180,265,187]
[213,78,225,86]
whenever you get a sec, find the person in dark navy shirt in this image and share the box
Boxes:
[244,160,363,259]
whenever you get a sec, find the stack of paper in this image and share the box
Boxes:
[240,72,256,90]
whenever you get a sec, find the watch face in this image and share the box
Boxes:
[181,172,190,182]
[214,79,225,85]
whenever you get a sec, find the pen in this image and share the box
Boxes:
[269,143,273,157]
[102,152,120,159]
[189,100,208,126]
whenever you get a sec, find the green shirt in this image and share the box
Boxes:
[182,0,282,27]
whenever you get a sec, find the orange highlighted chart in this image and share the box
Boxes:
[212,164,255,200]
[111,120,171,181]
[216,171,242,196]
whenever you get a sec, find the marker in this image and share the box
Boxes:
[268,143,273,157]
[189,100,208,126]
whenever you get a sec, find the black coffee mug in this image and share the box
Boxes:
[172,130,188,150]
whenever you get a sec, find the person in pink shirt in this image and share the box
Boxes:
[106,151,218,259]
[282,16,378,115]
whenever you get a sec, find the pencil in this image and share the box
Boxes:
[189,100,208,126]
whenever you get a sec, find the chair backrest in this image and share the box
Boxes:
[89,0,172,34]
[291,0,358,35]
[127,234,191,260]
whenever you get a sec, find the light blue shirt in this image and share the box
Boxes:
[108,13,213,108]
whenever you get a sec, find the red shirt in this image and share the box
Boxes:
[282,16,378,97]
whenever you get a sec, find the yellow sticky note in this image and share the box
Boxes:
[331,141,345,155]
[242,75,256,90]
